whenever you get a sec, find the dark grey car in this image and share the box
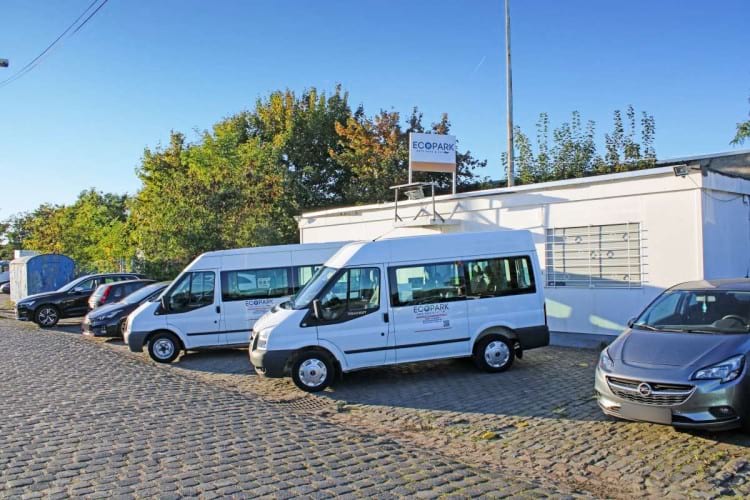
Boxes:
[596,279,750,432]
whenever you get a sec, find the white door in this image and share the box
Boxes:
[389,261,470,363]
[220,266,293,345]
[315,266,391,370]
[165,270,221,348]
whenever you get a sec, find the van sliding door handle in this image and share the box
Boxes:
[216,305,221,314]
[382,313,389,323]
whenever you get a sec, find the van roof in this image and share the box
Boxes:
[326,230,535,268]
[197,241,346,258]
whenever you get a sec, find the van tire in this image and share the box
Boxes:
[291,350,334,393]
[474,336,514,373]
[35,305,60,328]
[147,331,180,364]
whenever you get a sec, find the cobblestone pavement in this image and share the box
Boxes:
[0,318,585,498]
[88,328,750,499]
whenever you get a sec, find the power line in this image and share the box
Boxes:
[0,0,109,88]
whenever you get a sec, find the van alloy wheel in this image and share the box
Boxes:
[298,358,328,388]
[484,340,511,368]
[36,306,59,327]
[147,332,180,363]
[153,338,175,360]
[291,351,334,392]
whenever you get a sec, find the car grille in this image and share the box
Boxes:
[606,376,694,406]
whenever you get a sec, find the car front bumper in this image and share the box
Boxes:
[15,304,33,321]
[82,317,120,337]
[595,366,748,431]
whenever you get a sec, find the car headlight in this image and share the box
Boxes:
[20,300,36,308]
[98,311,119,321]
[599,348,614,372]
[693,355,745,383]
[257,328,271,350]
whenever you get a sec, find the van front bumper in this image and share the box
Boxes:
[125,330,149,352]
[250,348,293,378]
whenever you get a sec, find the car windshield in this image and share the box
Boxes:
[57,276,90,293]
[292,266,339,309]
[634,290,750,333]
[120,283,165,305]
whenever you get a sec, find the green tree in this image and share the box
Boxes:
[732,95,750,145]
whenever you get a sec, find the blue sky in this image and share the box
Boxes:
[1,0,748,217]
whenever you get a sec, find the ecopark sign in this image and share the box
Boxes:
[408,132,456,174]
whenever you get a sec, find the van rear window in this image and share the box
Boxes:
[221,267,292,301]
[465,255,535,297]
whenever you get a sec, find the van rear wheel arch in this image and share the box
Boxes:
[474,326,522,360]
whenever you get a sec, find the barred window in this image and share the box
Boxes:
[546,223,642,288]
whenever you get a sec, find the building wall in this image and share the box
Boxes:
[701,173,750,279]
[299,168,749,341]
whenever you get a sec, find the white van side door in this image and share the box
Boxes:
[388,260,471,363]
[220,266,293,346]
[465,254,542,340]
[164,270,221,348]
[314,266,390,370]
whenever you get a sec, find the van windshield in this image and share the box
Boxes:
[634,290,750,334]
[292,266,339,309]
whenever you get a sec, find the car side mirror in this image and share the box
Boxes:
[627,317,635,328]
[312,299,322,320]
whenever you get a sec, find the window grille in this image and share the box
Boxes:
[545,223,643,288]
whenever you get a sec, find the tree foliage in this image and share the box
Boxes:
[732,95,750,146]
[1,88,660,279]
[504,105,656,185]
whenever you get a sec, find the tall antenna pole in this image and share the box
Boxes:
[505,0,514,187]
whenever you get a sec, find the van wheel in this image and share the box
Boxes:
[474,336,515,372]
[35,305,60,328]
[291,351,334,392]
[147,332,180,363]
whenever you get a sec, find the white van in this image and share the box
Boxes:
[124,242,345,363]
[250,230,548,392]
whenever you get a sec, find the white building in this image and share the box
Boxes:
[297,151,750,347]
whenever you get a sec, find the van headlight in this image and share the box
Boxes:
[693,355,744,383]
[599,348,614,372]
[257,328,271,350]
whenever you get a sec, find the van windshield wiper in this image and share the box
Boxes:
[632,323,658,331]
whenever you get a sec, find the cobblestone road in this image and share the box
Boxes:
[0,319,582,498]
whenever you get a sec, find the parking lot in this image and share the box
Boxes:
[2,305,750,498]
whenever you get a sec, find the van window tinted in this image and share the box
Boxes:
[318,267,380,322]
[168,271,215,312]
[466,256,535,297]
[221,267,291,301]
[292,265,321,293]
[390,262,466,307]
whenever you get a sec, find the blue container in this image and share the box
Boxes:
[10,254,75,302]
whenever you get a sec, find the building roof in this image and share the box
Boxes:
[301,150,750,220]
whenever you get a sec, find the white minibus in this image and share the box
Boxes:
[124,242,345,363]
[250,230,549,392]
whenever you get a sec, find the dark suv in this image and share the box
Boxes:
[15,273,144,327]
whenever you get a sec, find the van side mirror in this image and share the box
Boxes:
[312,299,322,320]
[160,296,169,313]
[627,317,635,328]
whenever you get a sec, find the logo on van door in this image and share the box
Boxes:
[245,298,276,319]
[413,304,450,329]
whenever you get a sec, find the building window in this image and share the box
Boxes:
[546,223,642,288]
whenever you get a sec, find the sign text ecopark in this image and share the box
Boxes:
[409,132,456,173]
[408,132,457,193]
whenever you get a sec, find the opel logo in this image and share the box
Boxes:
[637,383,652,396]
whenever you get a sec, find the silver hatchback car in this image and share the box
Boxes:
[596,279,750,432]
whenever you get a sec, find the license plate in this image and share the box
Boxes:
[619,402,672,425]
